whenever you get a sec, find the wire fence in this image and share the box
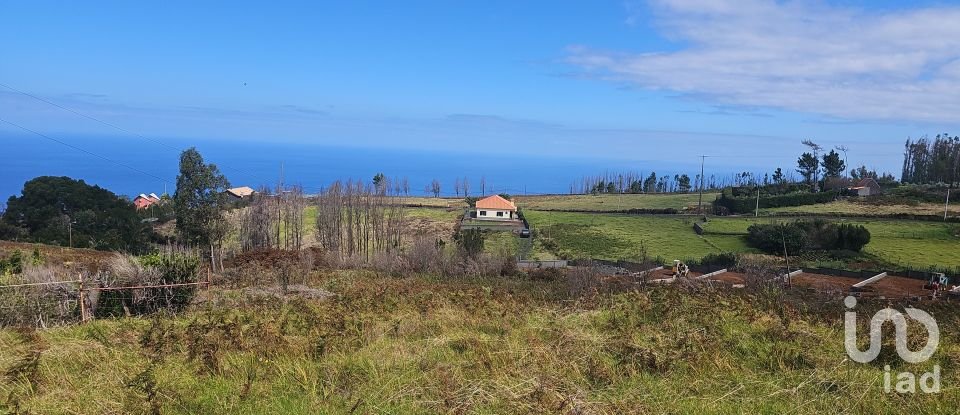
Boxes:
[0,276,209,329]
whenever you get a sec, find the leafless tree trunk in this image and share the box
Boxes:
[238,188,277,252]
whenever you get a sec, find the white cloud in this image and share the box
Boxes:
[568,0,960,124]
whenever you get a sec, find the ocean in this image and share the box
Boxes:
[1,133,702,201]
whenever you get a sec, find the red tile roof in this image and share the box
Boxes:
[476,195,516,211]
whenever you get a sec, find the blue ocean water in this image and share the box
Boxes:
[1,133,692,201]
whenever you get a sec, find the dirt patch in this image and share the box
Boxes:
[645,268,702,280]
[788,272,933,299]
[0,241,114,273]
[709,272,746,285]
[865,276,931,299]
[791,273,861,295]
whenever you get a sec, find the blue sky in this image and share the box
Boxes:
[3,0,960,176]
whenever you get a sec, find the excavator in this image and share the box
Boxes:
[924,273,949,291]
[923,273,956,298]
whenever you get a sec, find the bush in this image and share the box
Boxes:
[693,252,738,268]
[455,228,485,258]
[835,223,871,251]
[746,220,870,255]
[0,250,25,275]
[747,223,806,256]
[97,252,200,317]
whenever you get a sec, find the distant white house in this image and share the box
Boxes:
[475,195,517,220]
[225,186,256,199]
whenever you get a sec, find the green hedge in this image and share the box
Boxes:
[713,190,839,214]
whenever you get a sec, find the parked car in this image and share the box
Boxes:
[519,229,531,238]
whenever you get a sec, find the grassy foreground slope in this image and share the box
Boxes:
[2,272,956,414]
[515,193,717,211]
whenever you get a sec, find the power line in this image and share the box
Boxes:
[0,82,180,151]
[0,82,280,190]
[0,117,168,183]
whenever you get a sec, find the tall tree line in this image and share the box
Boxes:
[902,134,960,187]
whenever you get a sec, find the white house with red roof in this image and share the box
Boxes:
[474,195,517,220]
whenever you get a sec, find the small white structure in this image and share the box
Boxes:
[475,195,517,220]
[849,178,882,197]
[225,186,256,199]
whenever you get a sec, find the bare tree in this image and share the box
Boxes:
[238,187,276,252]
[835,145,850,177]
[462,177,470,198]
[454,178,461,197]
[284,185,307,250]
[430,179,442,198]
[315,178,408,260]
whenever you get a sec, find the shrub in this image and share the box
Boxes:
[403,238,443,274]
[455,228,485,258]
[97,252,200,317]
[747,223,806,256]
[527,267,563,282]
[694,252,738,268]
[835,223,871,251]
[746,220,870,255]
[0,250,25,275]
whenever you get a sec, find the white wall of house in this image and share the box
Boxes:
[476,209,514,220]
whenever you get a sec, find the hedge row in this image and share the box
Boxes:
[713,190,840,214]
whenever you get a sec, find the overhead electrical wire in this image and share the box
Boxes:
[0,117,167,182]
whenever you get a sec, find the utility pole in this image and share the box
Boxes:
[698,155,708,215]
[755,186,761,218]
[946,188,951,221]
[68,220,73,248]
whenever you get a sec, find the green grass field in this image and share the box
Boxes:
[700,217,960,269]
[524,210,960,268]
[524,211,734,261]
[514,192,718,211]
[484,231,519,256]
[395,196,467,209]
[2,272,956,413]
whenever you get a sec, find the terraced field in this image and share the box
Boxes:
[764,199,959,217]
[514,193,717,212]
